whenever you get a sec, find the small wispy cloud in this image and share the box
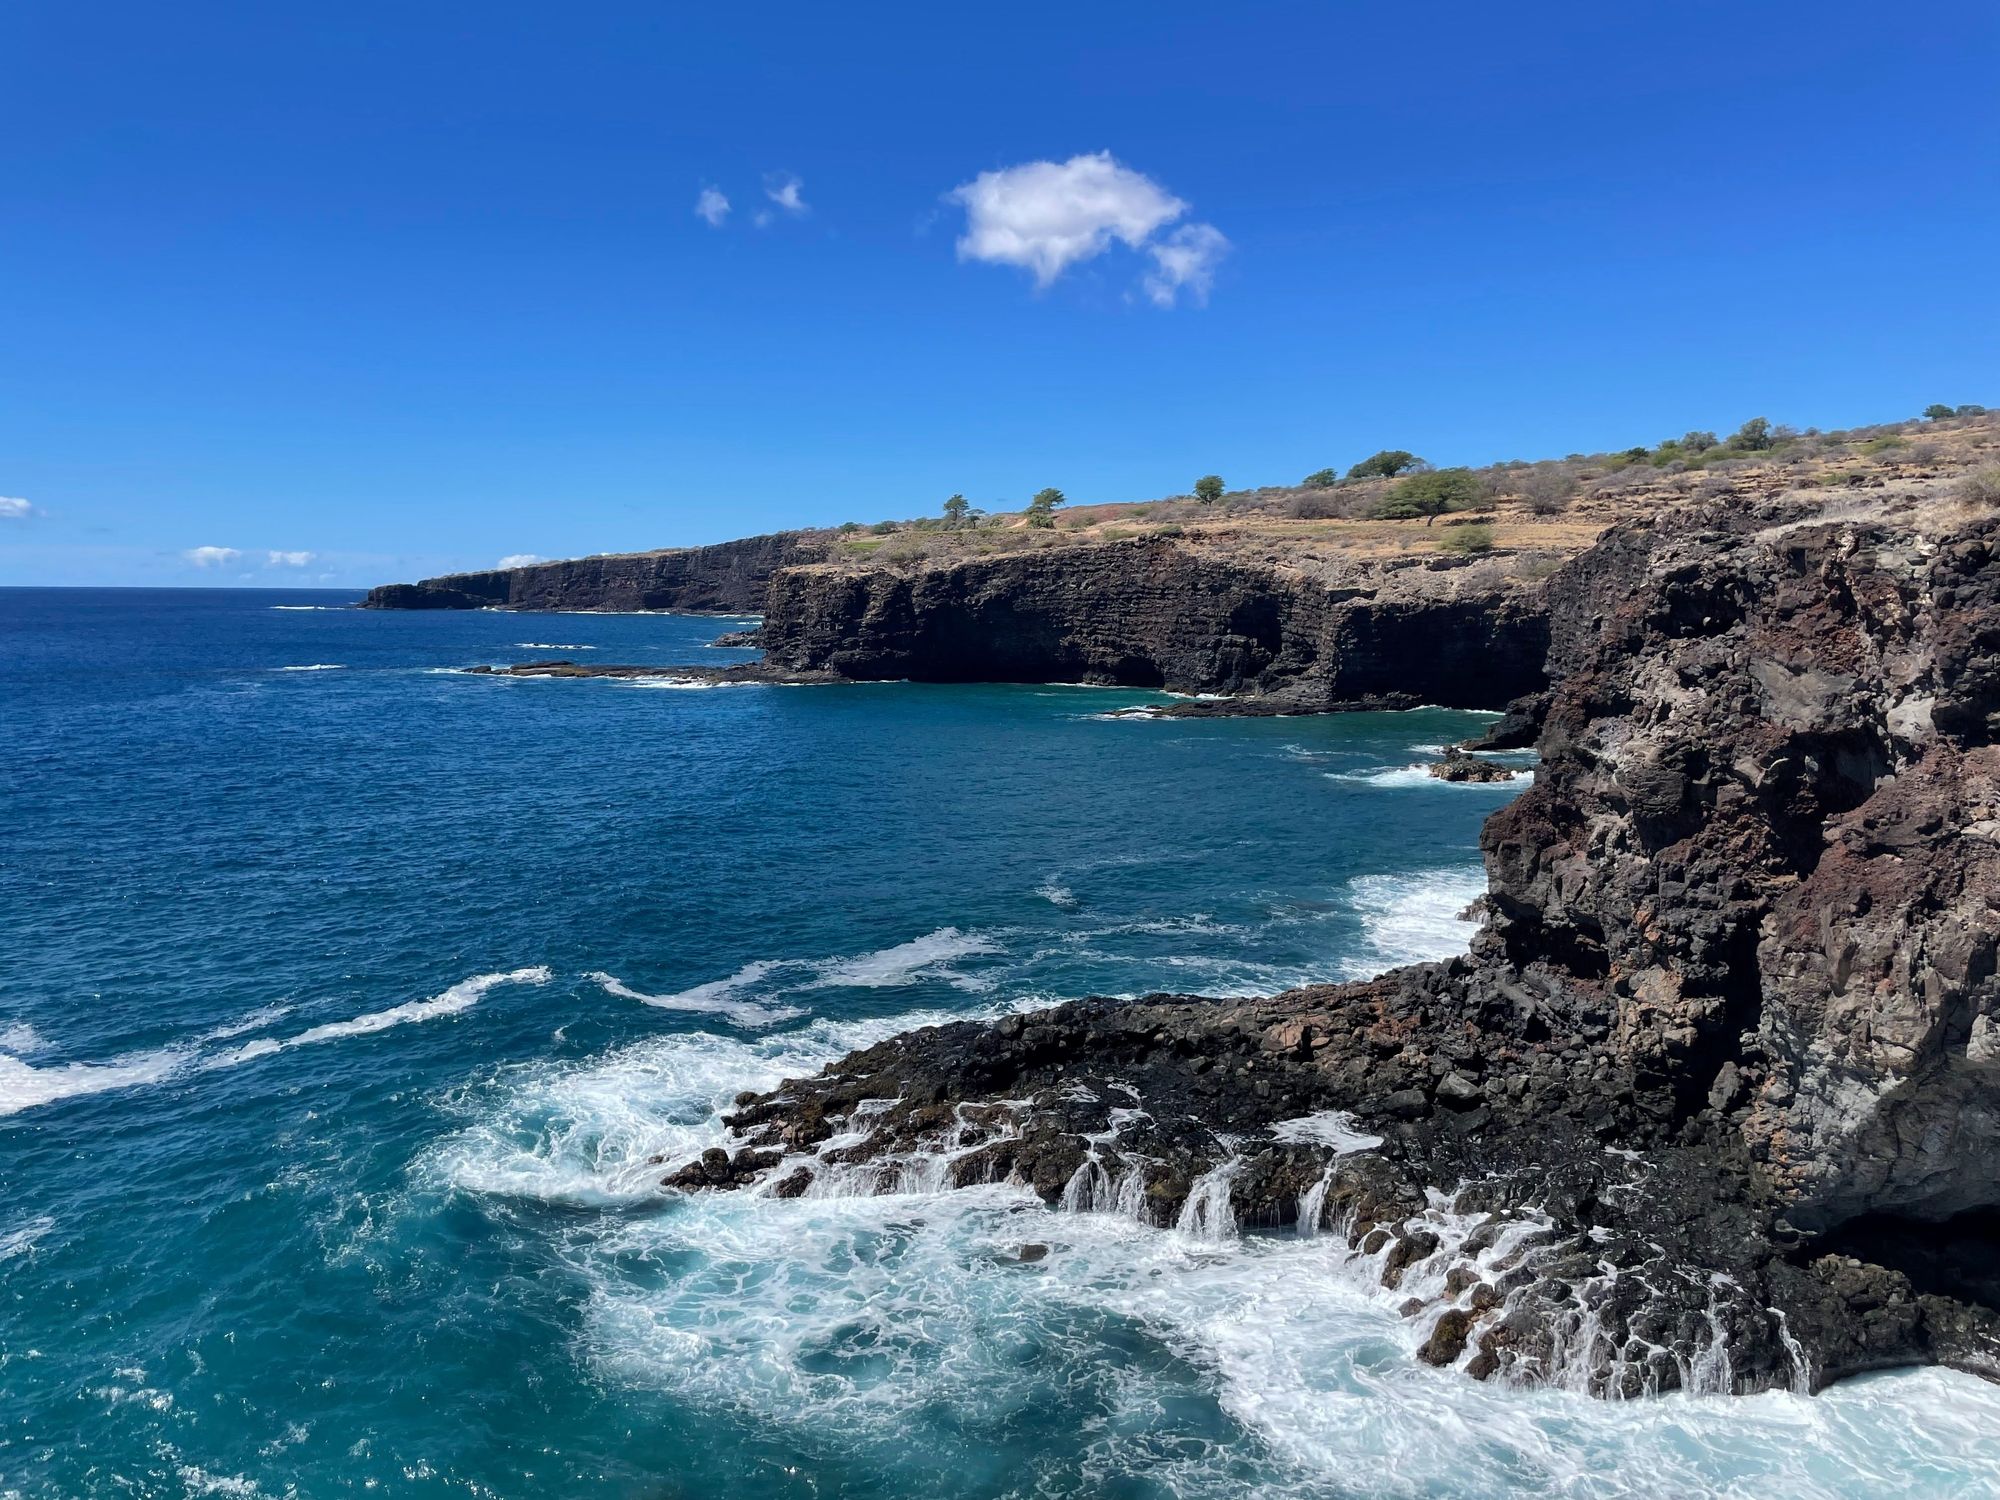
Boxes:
[0,496,35,520]
[1143,222,1231,308]
[947,151,1227,307]
[763,171,808,216]
[184,545,243,568]
[496,554,543,569]
[694,186,730,228]
[265,550,315,568]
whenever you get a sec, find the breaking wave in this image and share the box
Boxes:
[1338,866,1488,978]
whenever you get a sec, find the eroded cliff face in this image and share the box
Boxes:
[1484,508,2000,1235]
[361,532,830,612]
[679,496,2000,1396]
[760,538,1550,709]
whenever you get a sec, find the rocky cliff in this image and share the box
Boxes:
[360,531,830,612]
[677,493,2000,1397]
[760,538,1551,708]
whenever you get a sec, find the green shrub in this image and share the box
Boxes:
[1958,404,1988,417]
[1438,522,1495,554]
[1301,467,1339,489]
[1859,435,1908,455]
[1194,474,1225,504]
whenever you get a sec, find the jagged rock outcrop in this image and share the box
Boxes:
[760,538,1550,709]
[676,496,2000,1398]
[361,531,829,612]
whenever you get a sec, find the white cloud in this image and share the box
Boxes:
[496,554,543,569]
[265,550,315,568]
[763,172,808,216]
[0,496,33,519]
[947,152,1228,307]
[184,546,243,568]
[1143,222,1230,307]
[695,186,730,227]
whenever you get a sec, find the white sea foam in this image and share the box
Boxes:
[209,968,552,1064]
[0,1215,56,1260]
[587,969,805,1028]
[416,970,2000,1497]
[551,1135,2000,1497]
[427,1002,1036,1206]
[804,927,1002,990]
[1035,879,1079,908]
[1268,1110,1383,1155]
[268,605,343,611]
[0,1046,188,1117]
[1339,866,1488,979]
[275,663,345,672]
[515,642,595,650]
[1331,764,1529,789]
[0,1021,48,1054]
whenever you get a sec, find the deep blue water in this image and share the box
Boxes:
[4,588,1996,1500]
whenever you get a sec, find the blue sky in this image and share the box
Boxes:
[2,1,1996,588]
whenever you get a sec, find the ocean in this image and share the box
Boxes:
[3,587,1996,1499]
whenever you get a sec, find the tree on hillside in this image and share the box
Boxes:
[1194,474,1225,504]
[1924,404,1958,421]
[1301,468,1339,488]
[1728,417,1773,451]
[1958,404,1988,417]
[942,494,971,528]
[1371,467,1483,525]
[1681,430,1719,453]
[1025,487,1066,529]
[1346,449,1426,480]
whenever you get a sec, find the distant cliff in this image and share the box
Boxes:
[759,538,1551,709]
[361,531,831,613]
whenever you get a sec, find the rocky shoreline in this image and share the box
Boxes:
[664,494,2000,1399]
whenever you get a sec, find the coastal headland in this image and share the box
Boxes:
[373,411,2000,1396]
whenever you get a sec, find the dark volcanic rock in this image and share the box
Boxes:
[362,531,829,613]
[665,497,2000,1400]
[756,538,1550,710]
[1428,748,1522,783]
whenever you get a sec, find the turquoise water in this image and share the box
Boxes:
[3,589,1997,1500]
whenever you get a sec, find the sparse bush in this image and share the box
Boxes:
[1859,436,1908,456]
[1301,467,1339,489]
[1287,489,1348,520]
[1152,523,1185,538]
[1346,449,1427,480]
[1438,522,1495,554]
[1519,465,1578,515]
[1957,467,2000,507]
[1194,474,1225,504]
[1958,404,1988,417]
[1910,442,1942,465]
[1373,467,1483,524]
